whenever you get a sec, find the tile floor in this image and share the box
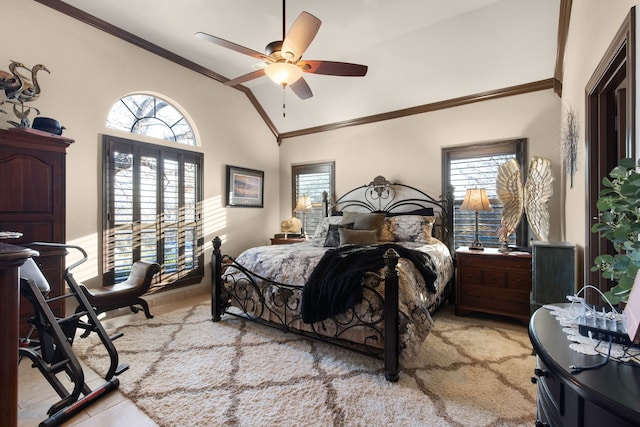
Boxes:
[18,292,207,427]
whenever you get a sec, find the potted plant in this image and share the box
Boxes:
[591,157,640,304]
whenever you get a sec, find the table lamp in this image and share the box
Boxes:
[294,195,313,237]
[460,188,493,250]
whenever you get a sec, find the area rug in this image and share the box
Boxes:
[74,299,537,426]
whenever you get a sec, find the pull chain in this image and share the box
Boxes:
[282,84,286,117]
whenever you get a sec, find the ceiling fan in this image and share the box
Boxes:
[195,1,368,100]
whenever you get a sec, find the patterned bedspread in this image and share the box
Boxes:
[223,239,453,360]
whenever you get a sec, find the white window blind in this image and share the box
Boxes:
[450,154,515,248]
[292,162,334,236]
[104,136,203,287]
[443,139,527,249]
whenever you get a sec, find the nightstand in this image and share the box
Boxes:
[270,237,306,245]
[455,247,532,322]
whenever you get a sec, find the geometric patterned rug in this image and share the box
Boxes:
[74,299,537,426]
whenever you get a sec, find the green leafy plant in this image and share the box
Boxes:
[591,158,640,304]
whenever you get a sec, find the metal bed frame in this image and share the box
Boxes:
[211,176,454,381]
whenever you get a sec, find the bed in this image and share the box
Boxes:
[211,176,455,381]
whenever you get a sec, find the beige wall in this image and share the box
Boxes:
[280,89,563,241]
[561,0,639,284]
[2,0,279,287]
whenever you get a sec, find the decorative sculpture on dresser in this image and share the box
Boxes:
[496,157,554,241]
[0,60,50,128]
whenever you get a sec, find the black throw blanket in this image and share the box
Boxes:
[301,244,437,324]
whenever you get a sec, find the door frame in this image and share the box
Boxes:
[585,8,636,304]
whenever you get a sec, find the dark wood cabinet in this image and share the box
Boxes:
[455,247,532,322]
[529,306,640,426]
[0,128,73,337]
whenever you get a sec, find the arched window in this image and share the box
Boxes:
[106,94,195,145]
[103,94,203,290]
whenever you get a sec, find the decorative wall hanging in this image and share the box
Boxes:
[561,105,579,188]
[0,60,50,128]
[496,157,554,241]
[225,165,264,208]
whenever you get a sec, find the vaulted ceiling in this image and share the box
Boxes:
[37,0,565,142]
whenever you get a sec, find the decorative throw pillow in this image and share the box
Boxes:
[339,228,378,245]
[378,215,436,242]
[340,211,386,231]
[311,216,343,241]
[418,216,436,242]
[378,218,395,242]
[323,222,354,247]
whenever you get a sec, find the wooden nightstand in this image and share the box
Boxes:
[270,237,306,245]
[455,247,532,322]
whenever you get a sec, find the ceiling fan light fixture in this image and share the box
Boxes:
[264,62,303,86]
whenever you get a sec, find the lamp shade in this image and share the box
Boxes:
[264,62,303,86]
[460,188,493,212]
[294,195,313,213]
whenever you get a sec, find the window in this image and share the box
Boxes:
[106,94,195,146]
[292,162,335,236]
[103,135,204,289]
[442,139,528,249]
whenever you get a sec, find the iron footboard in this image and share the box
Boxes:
[211,237,401,381]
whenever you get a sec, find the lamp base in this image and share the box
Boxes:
[469,241,484,251]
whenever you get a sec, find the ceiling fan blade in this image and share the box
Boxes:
[224,69,266,86]
[299,60,368,77]
[195,32,270,61]
[289,77,313,100]
[281,12,321,62]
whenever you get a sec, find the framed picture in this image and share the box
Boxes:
[226,165,264,208]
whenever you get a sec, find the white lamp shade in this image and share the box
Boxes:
[294,195,313,213]
[264,62,303,86]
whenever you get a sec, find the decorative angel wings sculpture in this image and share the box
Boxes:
[496,157,554,241]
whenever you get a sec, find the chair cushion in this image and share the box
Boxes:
[20,258,50,294]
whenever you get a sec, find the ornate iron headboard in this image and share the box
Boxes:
[321,176,454,251]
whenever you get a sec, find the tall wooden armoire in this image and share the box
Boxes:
[0,128,73,337]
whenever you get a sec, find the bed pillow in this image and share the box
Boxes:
[323,222,354,247]
[340,212,386,231]
[311,216,344,241]
[339,228,378,245]
[378,215,436,243]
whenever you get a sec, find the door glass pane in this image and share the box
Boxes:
[163,158,179,275]
[113,150,134,281]
[140,155,158,264]
[183,161,198,270]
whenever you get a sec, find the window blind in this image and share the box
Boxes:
[104,136,203,287]
[444,140,526,249]
[292,162,334,236]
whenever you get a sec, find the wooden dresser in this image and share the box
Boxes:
[0,128,73,337]
[455,247,532,322]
